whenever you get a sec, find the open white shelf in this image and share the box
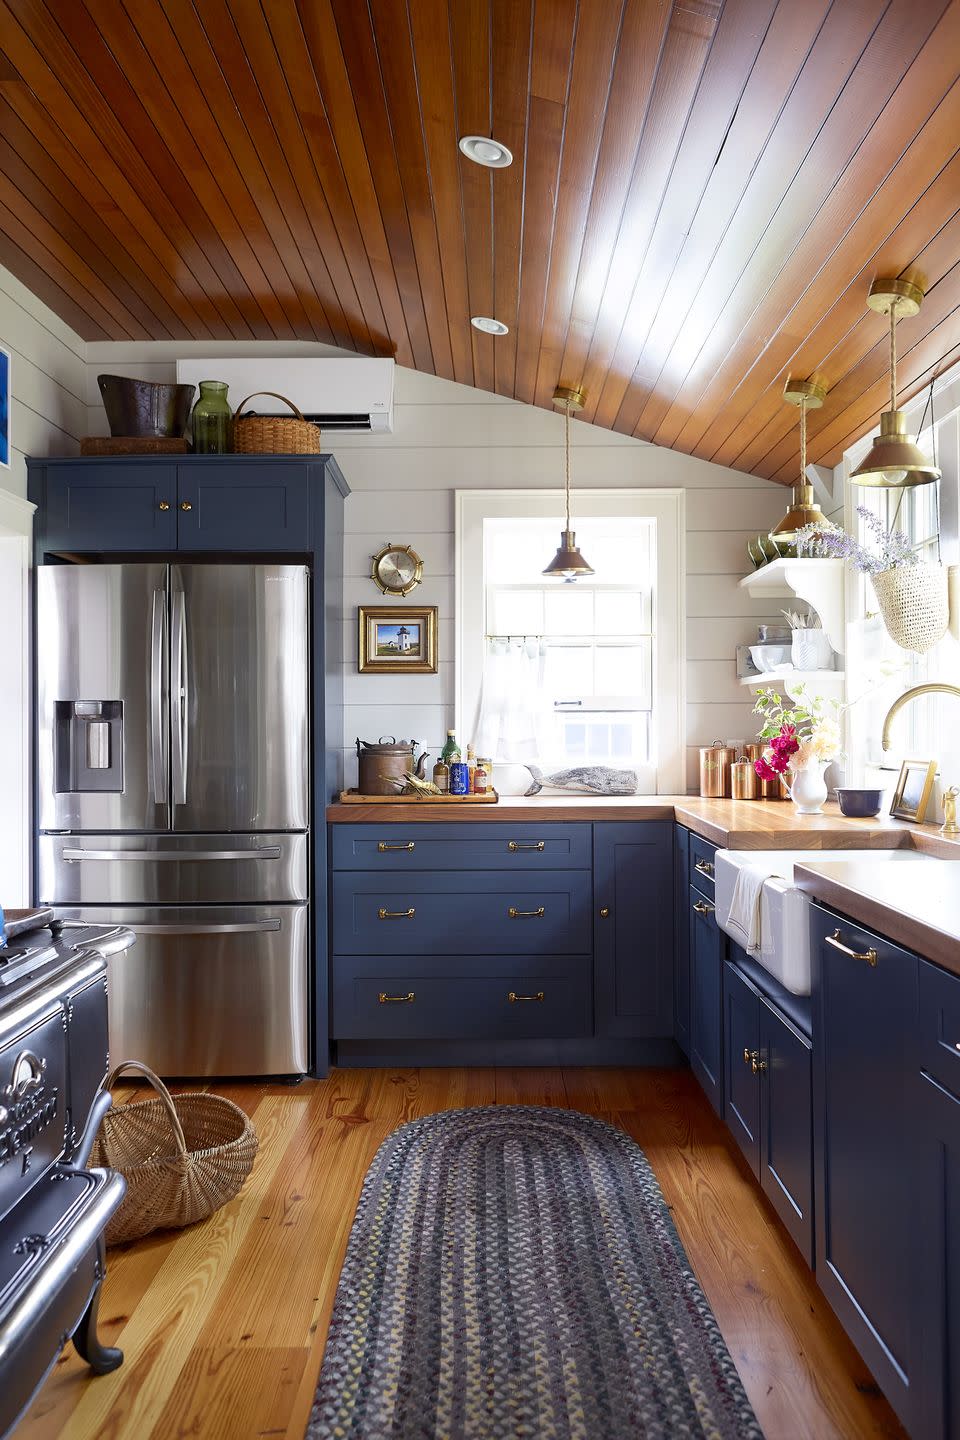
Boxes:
[740,668,845,702]
[739,558,846,654]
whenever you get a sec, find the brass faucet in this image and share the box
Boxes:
[881,683,960,751]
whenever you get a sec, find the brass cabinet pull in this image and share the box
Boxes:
[378,841,415,852]
[508,906,545,918]
[825,929,878,967]
[692,899,714,916]
[599,907,610,919]
[743,1047,755,1066]
[378,907,415,920]
[751,1054,768,1074]
[508,840,545,852]
[694,859,715,876]
[180,500,193,511]
[508,991,545,1003]
[378,991,415,1004]
[158,500,171,511]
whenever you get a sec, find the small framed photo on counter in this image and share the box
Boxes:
[889,758,936,822]
[358,604,438,674]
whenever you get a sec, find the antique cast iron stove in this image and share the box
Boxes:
[0,911,134,1438]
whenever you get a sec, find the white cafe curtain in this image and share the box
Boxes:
[474,637,549,761]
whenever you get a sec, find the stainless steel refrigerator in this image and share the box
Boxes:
[36,563,310,1077]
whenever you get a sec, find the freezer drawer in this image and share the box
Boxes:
[39,833,308,905]
[55,905,308,1078]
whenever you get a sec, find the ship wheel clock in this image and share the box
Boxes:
[370,542,424,597]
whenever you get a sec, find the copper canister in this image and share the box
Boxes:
[731,755,758,800]
[699,740,737,798]
[745,742,790,800]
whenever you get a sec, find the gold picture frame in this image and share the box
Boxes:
[358,605,438,674]
[889,758,936,822]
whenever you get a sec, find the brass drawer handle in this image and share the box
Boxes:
[508,840,545,852]
[825,929,878,967]
[378,907,415,920]
[378,991,415,1004]
[743,1047,756,1067]
[508,991,545,1003]
[508,906,545,918]
[692,899,714,915]
[377,841,415,852]
[158,500,170,511]
[694,859,715,876]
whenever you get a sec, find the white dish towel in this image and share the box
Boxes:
[725,862,788,953]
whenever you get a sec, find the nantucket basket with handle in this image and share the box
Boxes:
[232,391,321,454]
[89,1061,258,1245]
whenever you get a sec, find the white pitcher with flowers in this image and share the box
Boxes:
[752,685,843,815]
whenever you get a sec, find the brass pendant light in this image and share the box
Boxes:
[543,386,594,579]
[850,277,940,487]
[769,376,829,545]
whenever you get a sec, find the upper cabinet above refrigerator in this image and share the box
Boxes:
[37,563,171,833]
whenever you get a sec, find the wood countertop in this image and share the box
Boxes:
[327,793,960,854]
[795,857,960,976]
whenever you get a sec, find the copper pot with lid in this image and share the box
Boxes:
[699,740,737,798]
[356,737,429,796]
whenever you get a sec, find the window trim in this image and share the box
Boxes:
[455,489,686,793]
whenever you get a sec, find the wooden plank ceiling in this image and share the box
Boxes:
[1,0,959,483]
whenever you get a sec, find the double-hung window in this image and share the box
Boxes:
[456,491,684,793]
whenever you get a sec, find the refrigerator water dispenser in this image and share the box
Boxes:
[54,701,123,793]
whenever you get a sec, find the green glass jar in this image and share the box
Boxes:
[191,380,233,454]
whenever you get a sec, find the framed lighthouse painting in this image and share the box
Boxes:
[358,604,438,674]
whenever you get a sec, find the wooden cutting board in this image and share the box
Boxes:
[338,789,499,804]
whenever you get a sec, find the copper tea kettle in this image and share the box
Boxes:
[356,737,429,796]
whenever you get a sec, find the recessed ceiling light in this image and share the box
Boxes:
[471,316,509,336]
[459,135,513,168]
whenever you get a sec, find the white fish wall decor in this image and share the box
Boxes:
[524,765,639,797]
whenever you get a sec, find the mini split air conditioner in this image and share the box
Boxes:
[174,357,395,434]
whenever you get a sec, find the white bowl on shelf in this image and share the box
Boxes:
[749,644,791,672]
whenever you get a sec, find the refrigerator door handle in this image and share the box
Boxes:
[150,588,168,804]
[127,920,282,935]
[61,846,284,862]
[171,585,187,805]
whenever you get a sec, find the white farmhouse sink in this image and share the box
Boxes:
[714,849,926,996]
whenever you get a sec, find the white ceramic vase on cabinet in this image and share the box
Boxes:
[790,627,833,671]
[789,761,828,814]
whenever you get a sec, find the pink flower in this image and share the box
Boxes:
[754,756,778,783]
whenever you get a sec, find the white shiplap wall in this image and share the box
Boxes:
[85,343,786,792]
[0,263,87,902]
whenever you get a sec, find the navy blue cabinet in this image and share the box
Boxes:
[594,822,673,1038]
[811,901,919,1432]
[918,960,960,1440]
[723,960,761,1169]
[673,826,690,1056]
[39,461,178,551]
[29,456,324,556]
[689,853,723,1116]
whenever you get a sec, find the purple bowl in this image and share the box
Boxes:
[835,788,884,818]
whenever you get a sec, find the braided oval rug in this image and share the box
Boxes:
[307,1106,763,1440]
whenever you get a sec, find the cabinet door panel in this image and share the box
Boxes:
[723,961,760,1174]
[43,463,178,551]
[690,887,723,1115]
[812,904,918,1430]
[674,826,690,1056]
[918,1073,960,1440]
[177,463,309,551]
[760,996,813,1265]
[593,823,673,1038]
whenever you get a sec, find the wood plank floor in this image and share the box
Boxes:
[19,1068,905,1440]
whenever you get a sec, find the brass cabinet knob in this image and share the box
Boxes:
[180,500,193,511]
[751,1054,767,1074]
[599,907,610,918]
[158,500,170,511]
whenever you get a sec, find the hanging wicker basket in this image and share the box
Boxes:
[232,391,321,454]
[871,562,949,654]
[89,1061,258,1246]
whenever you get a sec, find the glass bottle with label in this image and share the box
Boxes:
[433,759,450,794]
[466,744,477,792]
[441,729,460,766]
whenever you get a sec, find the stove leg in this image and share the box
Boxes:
[73,1262,123,1375]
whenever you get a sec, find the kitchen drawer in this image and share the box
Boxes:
[689,834,717,891]
[332,955,592,1039]
[331,823,592,871]
[332,871,592,955]
[920,958,960,1101]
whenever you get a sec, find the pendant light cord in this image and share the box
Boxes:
[564,400,572,530]
[889,300,898,412]
[799,396,807,488]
